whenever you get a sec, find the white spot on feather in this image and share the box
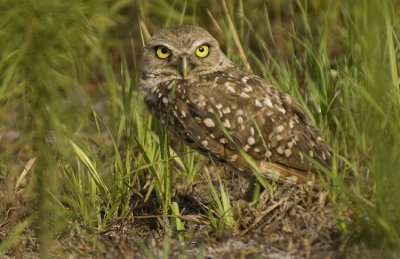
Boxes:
[228,154,238,162]
[226,85,236,93]
[223,119,231,128]
[276,125,284,133]
[255,99,263,107]
[247,137,256,145]
[236,109,244,115]
[243,86,253,92]
[222,107,231,114]
[240,92,250,98]
[204,118,215,128]
[277,106,287,114]
[263,97,273,107]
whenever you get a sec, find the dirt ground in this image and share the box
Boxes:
[3,171,348,258]
[3,164,400,258]
[99,184,347,258]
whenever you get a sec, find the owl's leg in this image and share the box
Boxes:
[243,177,265,202]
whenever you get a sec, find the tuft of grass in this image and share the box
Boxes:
[204,169,235,231]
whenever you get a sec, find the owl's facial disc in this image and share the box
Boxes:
[143,25,232,81]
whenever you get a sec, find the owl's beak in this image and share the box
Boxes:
[177,56,189,79]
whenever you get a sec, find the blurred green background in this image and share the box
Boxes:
[1,0,399,257]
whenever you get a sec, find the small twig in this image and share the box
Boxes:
[15,157,36,194]
[139,20,151,47]
[242,197,288,235]
[129,214,209,224]
[326,89,341,112]
[206,9,223,34]
[221,0,252,73]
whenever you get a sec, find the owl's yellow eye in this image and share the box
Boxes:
[156,46,171,59]
[195,45,209,58]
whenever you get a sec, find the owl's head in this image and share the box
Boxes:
[142,25,231,80]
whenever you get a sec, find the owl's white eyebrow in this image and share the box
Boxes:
[190,40,209,49]
[148,42,175,50]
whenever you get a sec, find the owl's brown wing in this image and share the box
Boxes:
[188,71,331,167]
[158,71,332,183]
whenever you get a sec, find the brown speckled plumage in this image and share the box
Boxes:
[139,25,333,185]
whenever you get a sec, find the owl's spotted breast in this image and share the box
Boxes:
[139,25,333,185]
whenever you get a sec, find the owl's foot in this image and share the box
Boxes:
[243,177,265,202]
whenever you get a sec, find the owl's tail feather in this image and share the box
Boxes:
[258,161,316,185]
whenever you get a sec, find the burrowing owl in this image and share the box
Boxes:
[139,25,333,185]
